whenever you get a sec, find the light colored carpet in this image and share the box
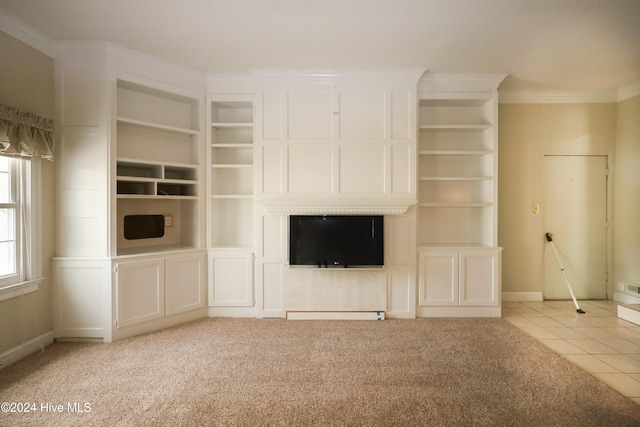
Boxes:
[1,317,640,426]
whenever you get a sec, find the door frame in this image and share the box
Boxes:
[541,153,612,299]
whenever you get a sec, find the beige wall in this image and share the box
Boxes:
[613,95,640,291]
[0,31,55,354]
[498,103,617,296]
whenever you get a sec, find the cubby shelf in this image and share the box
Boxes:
[116,158,199,199]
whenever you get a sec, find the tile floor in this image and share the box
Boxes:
[503,300,640,404]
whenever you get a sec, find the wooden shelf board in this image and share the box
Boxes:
[117,117,199,135]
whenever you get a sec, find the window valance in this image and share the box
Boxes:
[0,105,54,160]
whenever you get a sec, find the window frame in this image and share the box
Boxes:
[0,155,42,301]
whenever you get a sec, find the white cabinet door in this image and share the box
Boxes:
[418,248,500,308]
[208,249,254,307]
[459,249,500,306]
[418,250,459,306]
[165,252,206,315]
[115,258,165,328]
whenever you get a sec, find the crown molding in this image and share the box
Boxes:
[0,6,56,58]
[498,89,619,104]
[617,80,640,102]
[206,73,255,94]
[250,68,426,79]
[418,72,508,94]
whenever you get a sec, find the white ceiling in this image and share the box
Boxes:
[1,0,639,92]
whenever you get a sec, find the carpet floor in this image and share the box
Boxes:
[1,318,640,426]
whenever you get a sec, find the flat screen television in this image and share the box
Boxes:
[289,215,384,268]
[124,214,165,240]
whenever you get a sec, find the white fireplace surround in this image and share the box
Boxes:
[259,200,414,215]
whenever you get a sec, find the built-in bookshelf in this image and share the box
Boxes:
[208,95,254,248]
[115,76,203,253]
[417,96,497,247]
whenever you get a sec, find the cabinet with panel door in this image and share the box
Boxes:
[416,73,506,317]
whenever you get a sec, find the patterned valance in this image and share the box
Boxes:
[0,105,54,160]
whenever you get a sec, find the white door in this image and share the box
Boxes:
[543,155,608,299]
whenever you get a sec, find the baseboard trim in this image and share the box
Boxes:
[617,305,640,326]
[502,292,544,302]
[0,331,54,370]
[286,311,385,320]
[613,292,640,305]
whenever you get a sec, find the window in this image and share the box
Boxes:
[0,155,41,300]
[0,156,19,286]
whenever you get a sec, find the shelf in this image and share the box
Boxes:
[418,89,498,249]
[419,97,492,107]
[116,159,198,199]
[418,202,493,207]
[117,117,199,136]
[211,143,253,148]
[419,124,491,132]
[419,150,493,156]
[117,158,198,179]
[117,194,198,200]
[211,164,253,169]
[419,176,493,181]
[211,194,253,199]
[211,123,253,130]
[209,97,255,250]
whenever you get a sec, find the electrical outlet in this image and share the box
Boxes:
[618,282,625,292]
[164,215,172,227]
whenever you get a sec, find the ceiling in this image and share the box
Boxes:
[1,0,639,92]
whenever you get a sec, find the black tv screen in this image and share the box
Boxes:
[289,215,384,268]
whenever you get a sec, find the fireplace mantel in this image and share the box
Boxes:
[258,198,416,215]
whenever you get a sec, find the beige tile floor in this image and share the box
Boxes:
[503,300,640,404]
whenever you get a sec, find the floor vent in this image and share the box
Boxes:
[628,284,640,294]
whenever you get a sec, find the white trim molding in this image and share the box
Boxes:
[499,89,618,104]
[418,72,507,93]
[259,200,412,215]
[613,291,640,305]
[0,6,56,57]
[0,331,53,369]
[617,80,640,102]
[0,278,42,302]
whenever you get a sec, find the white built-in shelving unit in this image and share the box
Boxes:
[208,96,254,248]
[417,95,497,247]
[416,74,506,317]
[53,46,207,343]
[115,76,203,254]
[206,95,256,314]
